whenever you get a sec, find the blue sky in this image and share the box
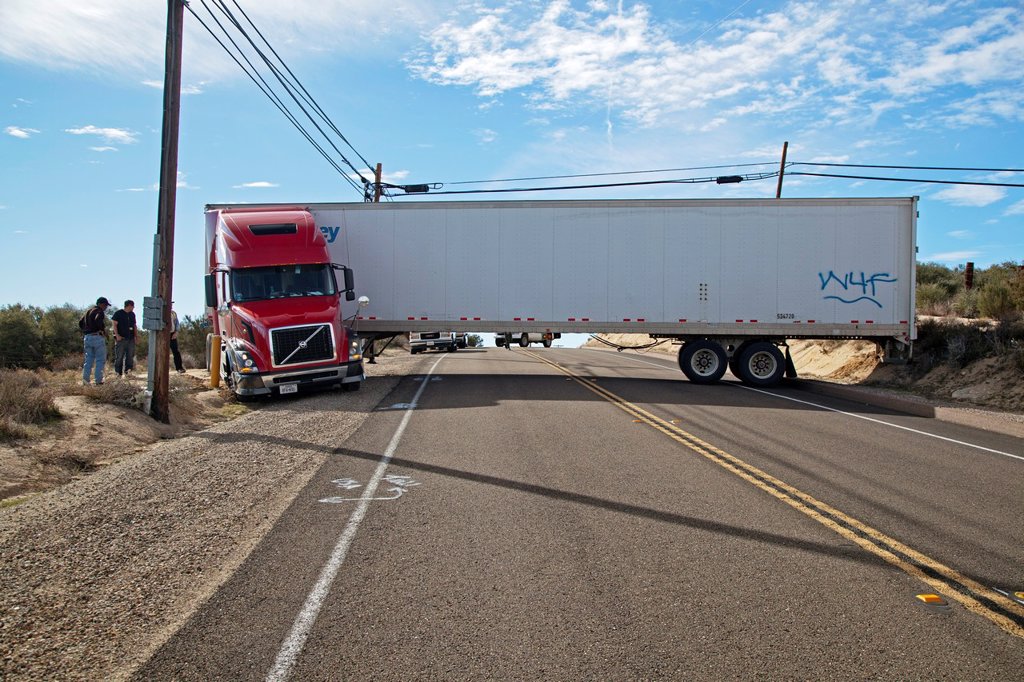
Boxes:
[2,0,1023,319]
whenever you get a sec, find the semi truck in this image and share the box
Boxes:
[205,198,917,387]
[203,206,365,397]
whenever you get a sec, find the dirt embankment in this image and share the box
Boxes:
[0,372,246,503]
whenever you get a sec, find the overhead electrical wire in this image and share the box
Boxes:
[219,0,376,179]
[786,172,1024,188]
[412,171,781,196]
[187,0,379,199]
[790,162,1024,173]
[206,0,373,188]
[443,162,779,186]
[185,2,363,195]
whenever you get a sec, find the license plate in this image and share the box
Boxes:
[279,383,298,395]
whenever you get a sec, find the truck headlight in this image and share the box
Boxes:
[349,338,362,361]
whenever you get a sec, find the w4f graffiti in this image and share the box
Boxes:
[819,271,897,309]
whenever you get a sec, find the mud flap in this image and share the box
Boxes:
[784,344,798,379]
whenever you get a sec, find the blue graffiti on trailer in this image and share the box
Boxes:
[818,271,897,308]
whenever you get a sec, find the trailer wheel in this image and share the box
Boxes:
[519,334,530,347]
[542,339,552,348]
[678,340,727,384]
[495,338,504,347]
[735,342,785,386]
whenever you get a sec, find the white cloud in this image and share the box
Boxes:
[947,230,972,238]
[474,128,498,144]
[924,250,981,262]
[90,146,117,152]
[932,184,1006,207]
[408,1,1024,131]
[232,181,279,189]
[141,79,205,95]
[5,125,39,138]
[1005,199,1024,216]
[65,125,138,144]
[0,0,446,82]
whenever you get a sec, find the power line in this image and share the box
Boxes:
[442,162,778,186]
[792,162,1024,173]
[187,2,364,196]
[787,172,1024,188]
[400,171,780,196]
[206,0,373,187]
[220,0,376,178]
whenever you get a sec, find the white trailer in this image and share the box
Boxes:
[213,198,917,386]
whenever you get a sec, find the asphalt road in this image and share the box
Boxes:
[136,347,1024,680]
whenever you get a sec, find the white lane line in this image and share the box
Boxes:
[577,347,1023,463]
[266,355,447,682]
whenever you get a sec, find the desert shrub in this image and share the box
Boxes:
[39,304,85,364]
[67,379,145,409]
[0,305,44,369]
[53,353,85,372]
[944,327,990,368]
[916,262,961,297]
[0,369,61,439]
[978,282,1016,319]
[916,283,951,316]
[950,289,979,318]
[177,315,210,363]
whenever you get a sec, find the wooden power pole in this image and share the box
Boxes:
[148,0,185,423]
[373,163,383,203]
[775,141,789,199]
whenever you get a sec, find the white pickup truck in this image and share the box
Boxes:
[495,332,561,348]
[409,332,457,354]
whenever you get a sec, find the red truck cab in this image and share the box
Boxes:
[204,206,364,397]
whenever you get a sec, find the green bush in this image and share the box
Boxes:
[0,305,44,369]
[950,289,979,318]
[916,262,961,298]
[39,304,85,364]
[978,282,1015,319]
[916,283,951,315]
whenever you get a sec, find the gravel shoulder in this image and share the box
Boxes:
[0,351,425,681]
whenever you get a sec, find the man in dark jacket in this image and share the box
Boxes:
[82,297,110,385]
[112,299,137,377]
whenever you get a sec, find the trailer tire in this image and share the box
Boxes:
[542,339,552,348]
[735,341,785,387]
[519,334,530,348]
[495,338,504,347]
[678,340,727,384]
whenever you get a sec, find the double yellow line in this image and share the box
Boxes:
[525,350,1024,641]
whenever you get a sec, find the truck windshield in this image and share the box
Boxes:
[231,264,337,302]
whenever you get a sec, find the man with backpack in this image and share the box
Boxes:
[80,297,110,385]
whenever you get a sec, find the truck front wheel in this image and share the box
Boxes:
[679,340,727,384]
[734,341,785,386]
[519,334,530,348]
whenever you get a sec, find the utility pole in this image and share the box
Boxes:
[775,140,789,198]
[373,163,383,203]
[147,0,185,423]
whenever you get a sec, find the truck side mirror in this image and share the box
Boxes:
[343,267,355,293]
[345,291,356,301]
[204,274,217,308]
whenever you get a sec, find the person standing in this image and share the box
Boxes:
[81,297,110,385]
[111,299,137,377]
[170,305,185,374]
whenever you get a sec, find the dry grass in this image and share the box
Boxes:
[0,369,62,440]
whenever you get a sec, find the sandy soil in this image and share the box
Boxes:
[0,372,245,503]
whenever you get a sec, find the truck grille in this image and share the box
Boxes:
[271,324,335,366]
